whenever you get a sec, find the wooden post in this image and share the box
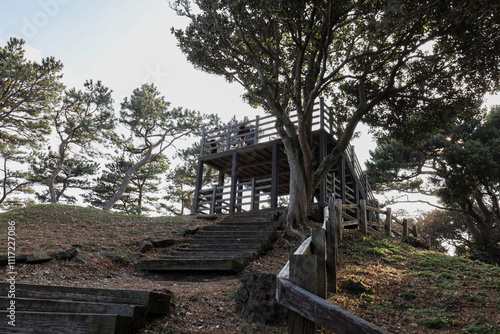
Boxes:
[200,129,206,156]
[250,177,257,211]
[385,207,392,237]
[226,123,232,151]
[229,152,239,213]
[210,185,217,214]
[335,199,343,241]
[403,219,409,238]
[191,159,204,214]
[340,158,346,205]
[327,201,338,294]
[412,224,419,238]
[311,228,326,299]
[360,199,367,234]
[319,133,327,207]
[288,255,317,334]
[254,115,260,144]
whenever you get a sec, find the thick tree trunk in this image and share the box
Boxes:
[285,144,311,230]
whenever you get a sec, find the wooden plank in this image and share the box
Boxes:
[326,201,338,294]
[403,219,409,238]
[288,255,317,334]
[385,207,392,237]
[135,258,244,272]
[366,206,386,214]
[311,228,327,299]
[335,199,343,240]
[0,296,143,318]
[276,278,390,334]
[1,310,130,334]
[360,199,368,234]
[277,237,312,279]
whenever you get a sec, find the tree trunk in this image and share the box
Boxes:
[286,151,310,230]
[103,149,152,212]
[49,143,67,203]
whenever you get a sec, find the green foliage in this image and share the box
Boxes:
[85,155,168,214]
[171,0,500,227]
[465,323,499,334]
[367,106,500,257]
[29,152,99,204]
[417,316,451,329]
[0,37,64,146]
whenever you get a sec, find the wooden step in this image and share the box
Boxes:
[0,283,172,333]
[136,258,246,272]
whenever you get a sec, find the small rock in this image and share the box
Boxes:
[150,237,175,248]
[70,253,91,264]
[26,252,52,264]
[139,240,154,253]
[0,254,27,265]
[177,225,199,236]
[340,279,369,294]
[55,248,78,261]
[402,236,430,250]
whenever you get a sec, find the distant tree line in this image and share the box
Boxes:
[0,37,218,214]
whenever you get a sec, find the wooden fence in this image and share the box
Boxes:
[276,200,418,333]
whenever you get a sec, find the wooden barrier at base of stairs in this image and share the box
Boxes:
[0,283,172,334]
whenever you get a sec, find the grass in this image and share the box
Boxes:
[329,230,500,333]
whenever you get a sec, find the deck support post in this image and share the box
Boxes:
[192,159,204,214]
[229,152,239,213]
[318,132,327,209]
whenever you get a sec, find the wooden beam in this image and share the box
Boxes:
[192,159,204,214]
[311,228,327,299]
[326,201,338,293]
[360,199,368,234]
[385,207,392,237]
[229,152,239,213]
[403,219,409,238]
[288,255,318,334]
[276,278,390,334]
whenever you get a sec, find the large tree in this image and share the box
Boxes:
[0,37,63,146]
[42,80,115,203]
[171,0,500,228]
[367,106,500,258]
[103,83,215,211]
[86,155,168,214]
[30,152,99,204]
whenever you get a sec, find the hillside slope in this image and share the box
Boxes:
[0,204,499,333]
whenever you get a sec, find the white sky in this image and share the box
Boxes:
[1,0,499,214]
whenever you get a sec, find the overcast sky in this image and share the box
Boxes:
[1,0,499,214]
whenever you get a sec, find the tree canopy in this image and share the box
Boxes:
[367,105,500,258]
[0,37,63,146]
[171,0,500,227]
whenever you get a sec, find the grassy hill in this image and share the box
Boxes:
[0,204,499,333]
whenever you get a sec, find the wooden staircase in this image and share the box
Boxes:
[136,210,282,273]
[0,283,171,333]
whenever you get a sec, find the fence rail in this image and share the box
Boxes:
[276,200,417,333]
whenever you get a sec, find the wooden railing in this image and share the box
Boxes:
[276,201,391,333]
[199,100,334,156]
[197,177,273,214]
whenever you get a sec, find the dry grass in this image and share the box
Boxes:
[1,204,499,333]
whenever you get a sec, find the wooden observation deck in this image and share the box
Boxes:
[192,99,378,220]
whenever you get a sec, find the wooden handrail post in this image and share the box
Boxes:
[200,128,206,156]
[360,199,367,234]
[288,254,318,334]
[335,199,343,241]
[311,228,326,299]
[254,115,260,144]
[250,177,257,211]
[226,123,231,151]
[210,185,217,214]
[327,201,338,294]
[385,207,392,237]
[412,224,419,238]
[403,219,409,238]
